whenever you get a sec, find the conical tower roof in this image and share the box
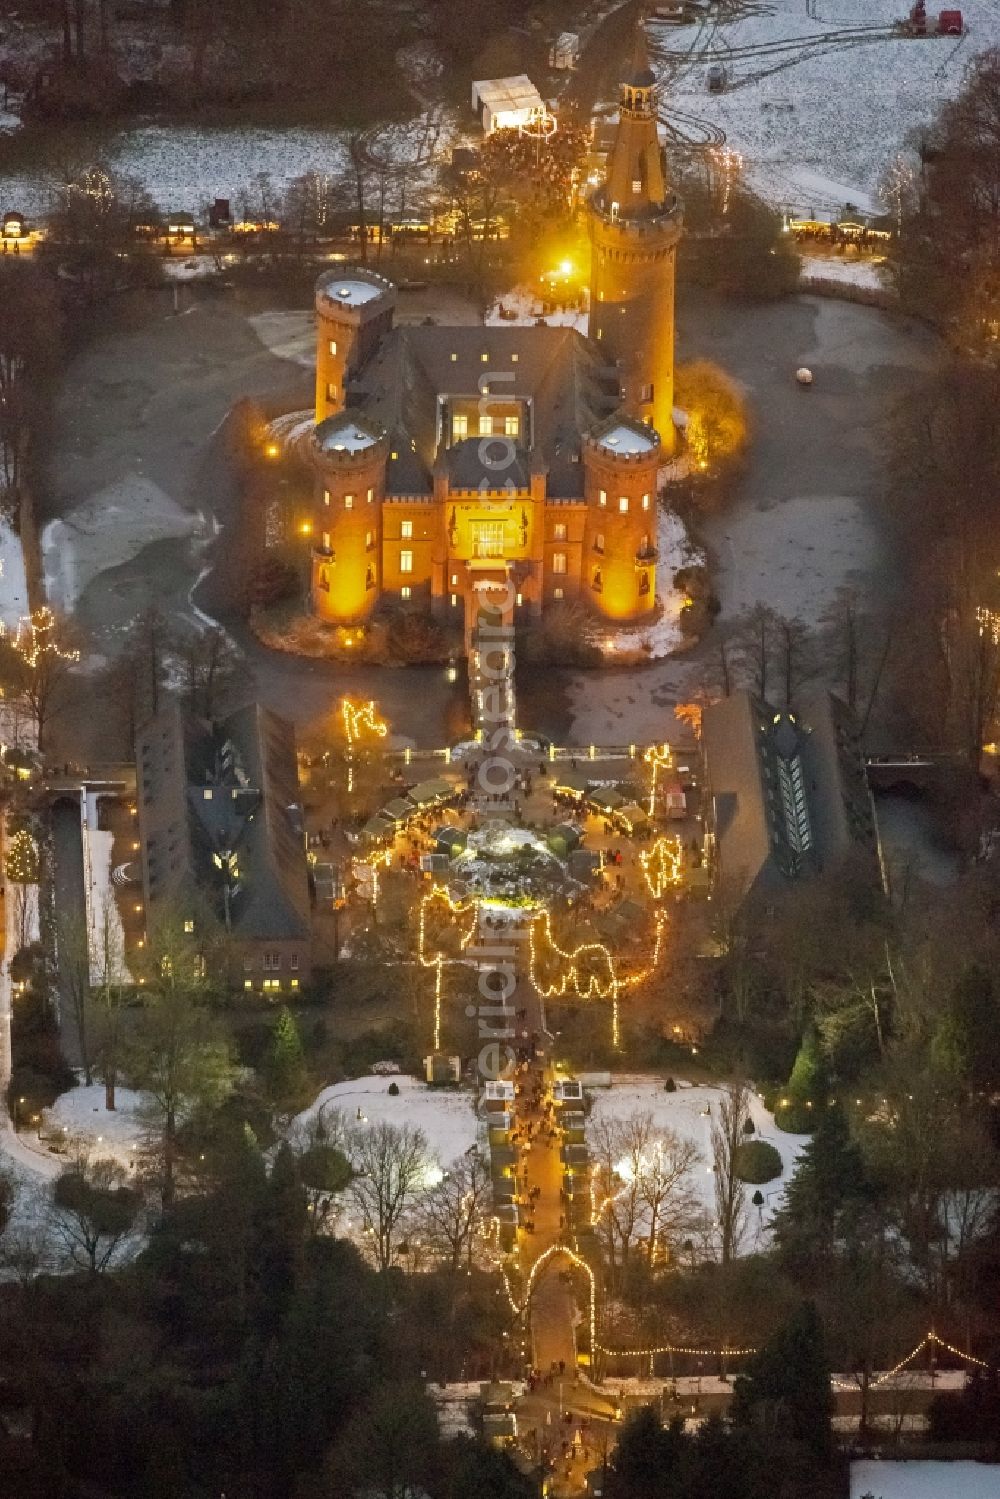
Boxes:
[596,20,668,217]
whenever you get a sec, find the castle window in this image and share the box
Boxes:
[367,487,374,503]
[203,788,213,801]
[452,414,468,439]
[639,570,650,595]
[323,490,331,507]
[619,496,629,513]
[328,339,337,356]
[451,574,459,587]
[511,353,519,363]
[554,523,567,541]
[479,415,493,437]
[641,383,653,402]
[598,489,607,507]
[642,492,651,510]
[640,533,650,553]
[344,494,354,510]
[632,179,642,193]
[450,353,458,362]
[592,569,603,592]
[290,954,299,971]
[505,415,520,437]
[552,552,567,575]
[366,567,375,590]
[451,593,458,607]
[365,530,374,550]
[481,352,489,363]
[516,592,523,606]
[322,531,331,551]
[554,587,564,600]
[184,919,194,933]
[401,586,412,600]
[326,382,337,401]
[401,520,413,539]
[400,550,413,574]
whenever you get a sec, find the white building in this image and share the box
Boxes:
[471,75,545,133]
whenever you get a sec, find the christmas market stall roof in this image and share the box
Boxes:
[384,796,418,822]
[408,778,454,806]
[614,802,650,833]
[363,812,396,842]
[553,769,591,796]
[546,822,583,857]
[434,825,468,856]
[587,787,625,814]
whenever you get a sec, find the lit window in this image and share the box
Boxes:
[642,492,651,510]
[481,352,489,362]
[451,574,459,587]
[511,352,519,363]
[479,415,493,437]
[453,414,468,439]
[323,489,331,507]
[290,979,299,989]
[184,919,194,933]
[400,549,413,573]
[244,979,252,989]
[322,531,331,551]
[640,383,653,402]
[554,522,567,541]
[326,382,336,401]
[401,520,413,539]
[505,415,519,437]
[401,585,412,600]
[618,496,629,513]
[344,494,354,509]
[367,487,374,503]
[598,489,607,507]
[593,569,602,592]
[552,552,567,575]
[554,587,564,600]
[366,566,375,589]
[328,339,337,356]
[203,788,213,801]
[450,352,458,362]
[451,593,458,607]
[595,533,605,553]
[516,592,523,606]
[365,530,374,549]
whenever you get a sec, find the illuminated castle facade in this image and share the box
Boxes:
[306,44,681,636]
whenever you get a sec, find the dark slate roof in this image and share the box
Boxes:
[136,699,311,943]
[444,438,533,492]
[349,324,616,494]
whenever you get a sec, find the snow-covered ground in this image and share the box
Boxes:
[42,474,198,614]
[649,0,1000,208]
[0,125,351,220]
[81,792,131,985]
[595,508,702,661]
[486,286,589,334]
[291,1073,479,1168]
[850,1460,1000,1499]
[0,519,30,634]
[587,1075,809,1247]
[800,254,890,291]
[41,1082,148,1170]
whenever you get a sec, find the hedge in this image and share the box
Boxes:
[734,1140,783,1185]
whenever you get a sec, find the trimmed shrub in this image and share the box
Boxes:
[774,1100,815,1135]
[734,1140,782,1184]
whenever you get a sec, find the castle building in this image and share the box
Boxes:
[306,37,681,639]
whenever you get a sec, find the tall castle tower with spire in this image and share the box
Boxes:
[588,27,683,451]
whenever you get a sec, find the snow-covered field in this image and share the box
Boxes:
[800,254,890,291]
[588,1075,809,1245]
[41,1083,148,1169]
[650,0,1000,208]
[850,1460,1000,1499]
[291,1073,479,1168]
[0,125,351,219]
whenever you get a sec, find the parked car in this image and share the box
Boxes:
[707,62,727,92]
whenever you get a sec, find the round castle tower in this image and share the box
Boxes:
[314,267,396,422]
[309,412,389,625]
[588,35,683,451]
[582,417,661,621]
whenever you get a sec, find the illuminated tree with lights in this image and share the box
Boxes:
[5,823,39,951]
[347,1119,430,1272]
[0,607,80,753]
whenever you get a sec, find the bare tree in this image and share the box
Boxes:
[56,910,93,1086]
[51,1149,141,1274]
[590,1113,648,1278]
[712,1083,750,1264]
[91,898,128,1110]
[637,1126,702,1264]
[415,1148,492,1272]
[348,1121,429,1271]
